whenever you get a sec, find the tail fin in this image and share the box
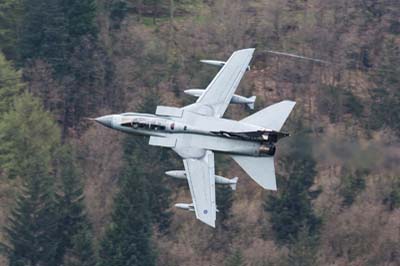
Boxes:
[230,177,239,191]
[231,156,276,190]
[246,96,256,109]
[241,100,296,131]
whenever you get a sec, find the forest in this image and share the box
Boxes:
[0,0,399,265]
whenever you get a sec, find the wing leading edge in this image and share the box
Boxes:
[183,150,216,227]
[185,48,255,118]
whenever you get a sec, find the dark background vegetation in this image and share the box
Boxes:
[0,0,399,265]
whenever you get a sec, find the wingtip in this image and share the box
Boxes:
[282,100,296,104]
[207,219,216,228]
[262,182,277,191]
[235,48,256,54]
[280,100,296,109]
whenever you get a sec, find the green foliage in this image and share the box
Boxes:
[216,185,233,226]
[368,38,400,134]
[19,0,69,72]
[64,225,96,266]
[265,134,321,244]
[120,93,173,232]
[54,145,96,266]
[5,163,59,266]
[3,145,95,266]
[375,38,400,86]
[63,0,97,41]
[0,0,23,59]
[342,91,364,118]
[0,92,95,265]
[369,88,400,134]
[389,20,400,35]
[281,228,319,266]
[318,85,364,123]
[124,134,173,232]
[0,53,23,116]
[98,161,156,266]
[0,92,60,178]
[18,0,97,68]
[383,179,400,211]
[15,0,110,133]
[225,249,245,266]
[98,91,164,264]
[137,88,162,114]
[109,0,128,29]
[340,174,366,207]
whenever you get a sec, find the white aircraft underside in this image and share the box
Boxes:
[95,49,296,227]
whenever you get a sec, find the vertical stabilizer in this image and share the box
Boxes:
[231,156,276,190]
[241,100,296,131]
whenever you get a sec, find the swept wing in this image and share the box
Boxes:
[182,150,216,227]
[184,48,255,118]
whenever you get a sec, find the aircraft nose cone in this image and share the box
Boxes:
[95,115,113,128]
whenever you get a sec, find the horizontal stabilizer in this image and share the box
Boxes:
[241,100,295,131]
[231,155,276,190]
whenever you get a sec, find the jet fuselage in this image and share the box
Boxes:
[95,112,277,158]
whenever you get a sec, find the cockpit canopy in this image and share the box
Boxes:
[120,116,168,131]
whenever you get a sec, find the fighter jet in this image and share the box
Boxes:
[94,48,296,227]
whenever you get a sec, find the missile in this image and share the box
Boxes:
[200,60,225,67]
[175,203,195,212]
[200,59,251,71]
[175,203,219,213]
[184,89,256,109]
[166,170,239,191]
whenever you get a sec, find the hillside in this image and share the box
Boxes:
[0,1,399,266]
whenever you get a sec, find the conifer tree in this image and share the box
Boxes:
[225,249,245,266]
[131,91,173,232]
[264,134,321,244]
[98,147,156,266]
[283,228,318,266]
[18,0,98,70]
[19,0,68,73]
[216,185,233,226]
[0,52,23,116]
[131,138,172,232]
[1,91,96,266]
[63,225,96,266]
[99,103,158,265]
[62,0,97,42]
[17,0,96,123]
[109,0,128,28]
[369,38,400,134]
[0,92,60,178]
[0,91,63,265]
[54,145,96,266]
[0,0,24,59]
[5,160,59,266]
[16,0,115,134]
